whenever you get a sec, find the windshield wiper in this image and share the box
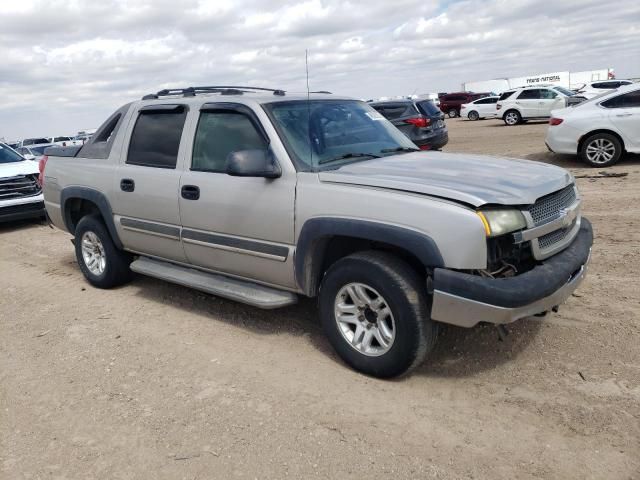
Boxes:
[318,152,381,165]
[380,147,420,154]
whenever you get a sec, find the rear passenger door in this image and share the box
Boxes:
[603,89,640,151]
[537,89,560,117]
[514,89,542,117]
[178,103,297,289]
[111,104,189,262]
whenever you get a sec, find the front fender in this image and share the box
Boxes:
[295,217,444,296]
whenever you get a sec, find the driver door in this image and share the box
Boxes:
[178,103,297,289]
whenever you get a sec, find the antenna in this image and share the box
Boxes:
[306,49,313,166]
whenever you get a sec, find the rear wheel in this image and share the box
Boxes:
[468,110,480,121]
[74,215,132,288]
[580,133,623,167]
[503,110,521,126]
[319,251,438,378]
[448,109,458,118]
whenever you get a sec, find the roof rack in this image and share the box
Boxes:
[142,86,286,100]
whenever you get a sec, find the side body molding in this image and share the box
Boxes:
[295,217,444,296]
[60,186,123,249]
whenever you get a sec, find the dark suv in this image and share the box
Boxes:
[439,92,492,118]
[369,99,448,150]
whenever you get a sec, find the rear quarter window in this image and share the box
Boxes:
[499,91,515,101]
[417,100,441,116]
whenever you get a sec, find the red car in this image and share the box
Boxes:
[439,92,492,118]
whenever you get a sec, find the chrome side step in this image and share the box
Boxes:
[130,257,297,310]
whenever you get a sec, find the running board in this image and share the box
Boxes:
[130,257,297,309]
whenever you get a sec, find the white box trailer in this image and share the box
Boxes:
[463,69,615,93]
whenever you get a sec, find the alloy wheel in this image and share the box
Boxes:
[585,138,616,164]
[334,283,396,357]
[81,231,106,276]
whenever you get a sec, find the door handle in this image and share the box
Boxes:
[615,113,633,117]
[120,178,135,192]
[181,185,200,200]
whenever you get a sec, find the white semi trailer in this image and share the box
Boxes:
[463,68,615,94]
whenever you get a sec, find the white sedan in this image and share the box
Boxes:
[546,83,640,167]
[460,96,499,120]
[574,80,633,100]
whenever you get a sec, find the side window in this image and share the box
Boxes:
[373,104,410,120]
[540,89,558,99]
[127,106,187,168]
[601,90,640,109]
[517,89,542,100]
[192,111,268,173]
[499,91,515,101]
[79,102,132,160]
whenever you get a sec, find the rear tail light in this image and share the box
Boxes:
[496,104,502,110]
[549,118,564,126]
[404,117,430,128]
[419,145,431,151]
[38,155,48,187]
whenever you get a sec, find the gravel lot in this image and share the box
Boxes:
[1,118,639,479]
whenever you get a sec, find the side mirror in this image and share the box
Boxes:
[225,149,281,179]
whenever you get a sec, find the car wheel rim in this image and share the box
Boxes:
[506,113,518,124]
[81,231,106,276]
[469,112,478,120]
[586,138,616,164]
[334,283,396,357]
[448,110,456,118]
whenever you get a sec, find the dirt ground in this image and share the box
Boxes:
[1,118,639,480]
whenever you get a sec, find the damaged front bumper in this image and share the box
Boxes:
[430,218,593,328]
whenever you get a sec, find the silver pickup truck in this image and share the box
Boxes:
[42,86,592,378]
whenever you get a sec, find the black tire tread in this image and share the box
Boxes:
[319,250,438,378]
[74,215,132,289]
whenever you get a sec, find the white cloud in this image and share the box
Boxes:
[0,0,639,139]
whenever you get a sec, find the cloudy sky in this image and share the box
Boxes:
[1,0,639,140]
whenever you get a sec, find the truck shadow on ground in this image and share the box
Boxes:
[129,273,543,378]
[0,217,47,234]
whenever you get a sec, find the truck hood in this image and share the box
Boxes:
[318,151,573,207]
[0,159,39,178]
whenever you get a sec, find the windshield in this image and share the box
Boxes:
[265,100,418,171]
[553,86,575,97]
[0,144,25,163]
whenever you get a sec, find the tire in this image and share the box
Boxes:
[503,110,521,126]
[468,110,480,121]
[448,109,458,118]
[74,215,132,289]
[319,251,438,378]
[579,132,623,167]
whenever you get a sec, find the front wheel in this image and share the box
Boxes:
[74,215,132,288]
[579,133,623,167]
[319,251,438,378]
[448,109,458,118]
[467,110,480,121]
[503,110,521,126]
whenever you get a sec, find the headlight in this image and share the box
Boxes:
[476,209,526,237]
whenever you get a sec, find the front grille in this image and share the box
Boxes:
[0,175,41,200]
[526,184,577,226]
[538,219,577,250]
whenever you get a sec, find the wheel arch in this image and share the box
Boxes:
[578,129,626,154]
[295,218,444,297]
[60,186,123,249]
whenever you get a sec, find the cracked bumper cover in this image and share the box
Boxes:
[431,218,593,328]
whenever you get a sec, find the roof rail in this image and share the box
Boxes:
[142,86,286,100]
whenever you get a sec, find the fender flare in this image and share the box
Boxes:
[295,217,444,296]
[60,186,123,249]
